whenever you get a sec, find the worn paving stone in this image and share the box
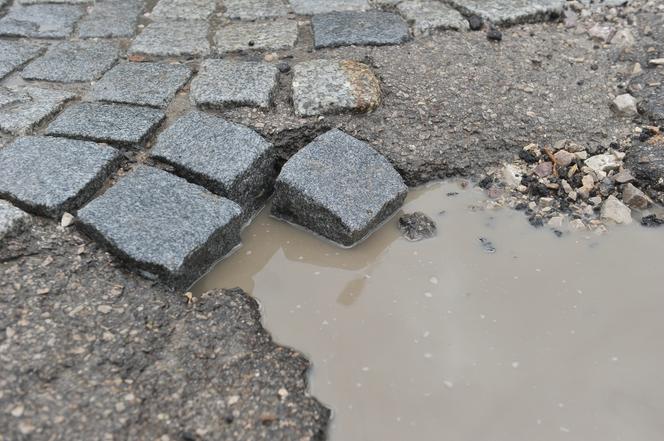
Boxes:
[397,1,469,35]
[271,129,407,246]
[312,11,411,48]
[77,165,242,288]
[223,0,289,20]
[46,102,165,147]
[0,136,120,218]
[290,0,370,15]
[292,59,380,116]
[0,4,84,38]
[191,59,279,109]
[78,0,144,38]
[448,0,564,25]
[88,62,191,108]
[0,200,30,242]
[0,86,76,135]
[21,40,121,83]
[152,0,218,20]
[18,0,88,4]
[214,19,298,53]
[151,111,276,212]
[129,20,210,57]
[0,40,43,80]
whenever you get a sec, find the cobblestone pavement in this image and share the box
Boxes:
[1,0,663,439]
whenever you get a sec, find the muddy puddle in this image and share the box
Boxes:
[194,181,664,441]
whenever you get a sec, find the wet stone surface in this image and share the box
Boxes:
[77,166,243,289]
[191,59,279,109]
[0,86,75,135]
[0,40,43,80]
[625,139,664,192]
[214,19,299,53]
[398,211,437,241]
[272,129,407,247]
[151,111,276,213]
[449,0,565,25]
[128,20,210,57]
[223,0,290,20]
[21,40,121,83]
[0,4,84,38]
[0,136,120,218]
[397,0,469,35]
[312,11,411,48]
[151,0,217,21]
[290,0,370,15]
[292,59,381,116]
[46,102,165,147]
[78,0,144,38]
[0,200,30,241]
[88,62,191,108]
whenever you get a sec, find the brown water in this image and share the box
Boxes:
[194,181,664,441]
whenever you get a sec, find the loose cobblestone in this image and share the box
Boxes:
[292,59,380,116]
[151,111,276,212]
[152,0,218,21]
[191,59,279,109]
[46,102,165,147]
[0,86,76,135]
[21,40,121,83]
[129,20,210,57]
[0,136,120,218]
[0,200,30,242]
[214,19,299,53]
[290,0,370,15]
[88,62,191,108]
[448,0,564,25]
[77,165,243,289]
[312,11,411,48]
[78,0,144,38]
[0,40,43,80]
[223,0,290,20]
[272,129,407,247]
[0,4,84,38]
[397,1,469,35]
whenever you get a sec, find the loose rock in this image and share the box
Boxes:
[398,212,437,241]
[622,183,649,209]
[611,93,638,117]
[600,195,632,224]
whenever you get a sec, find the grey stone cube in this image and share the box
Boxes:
[150,111,276,213]
[448,0,564,25]
[0,4,84,38]
[46,102,165,147]
[152,0,217,20]
[21,40,121,83]
[397,1,469,35]
[0,136,121,218]
[128,20,210,57]
[0,40,43,80]
[223,0,290,20]
[0,200,31,242]
[0,86,76,135]
[191,59,279,109]
[271,129,407,247]
[312,11,411,48]
[88,62,191,108]
[290,0,369,15]
[78,0,144,38]
[77,165,243,289]
[214,19,298,53]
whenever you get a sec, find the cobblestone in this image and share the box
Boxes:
[312,11,411,48]
[77,165,243,289]
[46,102,165,147]
[214,19,298,53]
[448,0,564,25]
[152,0,217,21]
[272,129,407,246]
[0,136,120,218]
[0,40,43,80]
[0,200,30,242]
[129,20,210,57]
[290,0,370,15]
[191,59,279,109]
[0,86,76,135]
[223,0,290,20]
[78,0,144,38]
[292,59,380,116]
[0,4,84,38]
[21,40,121,83]
[397,1,469,35]
[88,62,191,108]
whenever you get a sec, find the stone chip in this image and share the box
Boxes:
[271,129,407,246]
[77,165,243,289]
